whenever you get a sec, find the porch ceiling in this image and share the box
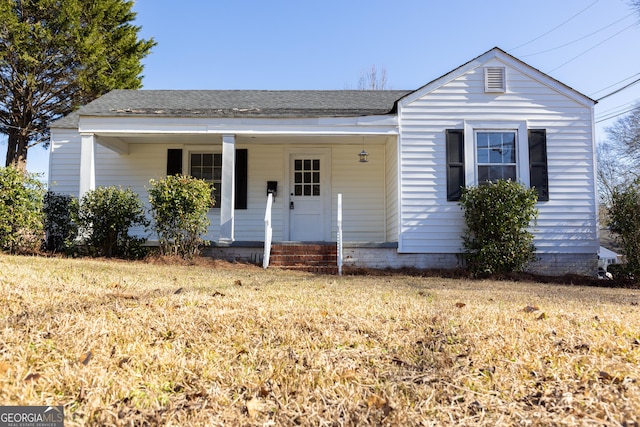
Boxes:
[95,133,395,150]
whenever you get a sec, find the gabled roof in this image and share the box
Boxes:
[396,47,596,108]
[52,89,412,128]
[51,47,596,130]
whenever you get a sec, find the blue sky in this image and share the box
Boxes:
[9,0,640,178]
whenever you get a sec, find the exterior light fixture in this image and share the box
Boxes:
[359,137,369,163]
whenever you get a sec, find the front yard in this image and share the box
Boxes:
[0,255,638,426]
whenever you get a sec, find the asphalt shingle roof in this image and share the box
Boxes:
[52,89,412,128]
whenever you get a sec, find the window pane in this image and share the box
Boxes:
[304,159,311,170]
[490,146,503,163]
[489,166,503,181]
[295,159,302,171]
[295,172,302,184]
[295,185,302,196]
[191,154,201,167]
[202,169,213,181]
[214,153,222,166]
[213,167,221,181]
[313,185,320,196]
[478,166,489,183]
[212,187,221,208]
[203,154,213,167]
[503,165,516,180]
[304,172,311,183]
[477,148,489,163]
[313,172,320,183]
[304,185,311,196]
[489,133,502,149]
[504,137,516,162]
[477,133,489,148]
[312,159,320,170]
[191,168,202,179]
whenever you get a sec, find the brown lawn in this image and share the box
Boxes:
[0,254,639,426]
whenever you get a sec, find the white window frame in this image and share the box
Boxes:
[475,130,518,184]
[463,121,529,187]
[187,149,222,208]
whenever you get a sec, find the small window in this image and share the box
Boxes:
[476,131,516,184]
[190,153,221,207]
[484,67,505,92]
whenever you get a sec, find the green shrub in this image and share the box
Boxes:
[460,180,539,275]
[0,167,45,253]
[43,192,78,252]
[74,186,149,258]
[148,175,212,258]
[608,179,640,280]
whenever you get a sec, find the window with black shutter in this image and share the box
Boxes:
[166,149,183,176]
[528,129,549,201]
[446,129,465,201]
[168,148,249,209]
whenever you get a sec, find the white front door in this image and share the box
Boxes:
[289,155,329,241]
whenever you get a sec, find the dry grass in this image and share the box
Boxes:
[0,254,639,426]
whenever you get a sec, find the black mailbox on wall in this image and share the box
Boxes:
[267,181,277,198]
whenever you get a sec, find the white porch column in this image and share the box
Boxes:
[220,134,236,243]
[79,133,96,198]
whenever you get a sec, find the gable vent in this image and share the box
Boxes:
[484,67,506,92]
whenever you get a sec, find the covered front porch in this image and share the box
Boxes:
[74,130,401,254]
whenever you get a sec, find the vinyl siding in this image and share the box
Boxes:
[385,137,398,241]
[398,58,597,255]
[48,136,389,243]
[49,130,82,195]
[331,144,386,242]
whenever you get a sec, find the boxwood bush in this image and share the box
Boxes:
[148,175,213,258]
[43,192,78,252]
[460,180,539,275]
[0,167,45,253]
[74,186,149,258]
[608,179,640,281]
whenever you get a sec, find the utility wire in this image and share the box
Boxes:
[548,22,636,72]
[595,105,639,123]
[519,12,635,57]
[597,99,638,116]
[508,0,600,51]
[596,78,640,102]
[590,72,640,97]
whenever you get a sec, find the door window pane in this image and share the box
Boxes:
[293,158,321,196]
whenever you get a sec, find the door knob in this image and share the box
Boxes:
[290,201,294,210]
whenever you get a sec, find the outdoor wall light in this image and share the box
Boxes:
[359,137,369,163]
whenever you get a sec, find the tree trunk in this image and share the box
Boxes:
[5,131,28,172]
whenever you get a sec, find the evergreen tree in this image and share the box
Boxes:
[0,0,155,170]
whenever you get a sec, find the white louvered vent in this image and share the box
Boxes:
[484,67,506,93]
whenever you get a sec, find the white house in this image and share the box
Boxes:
[48,47,599,275]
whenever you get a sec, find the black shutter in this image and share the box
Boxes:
[235,149,248,209]
[528,129,549,201]
[166,149,183,176]
[446,129,465,201]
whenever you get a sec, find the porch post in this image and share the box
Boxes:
[220,134,236,243]
[79,133,96,198]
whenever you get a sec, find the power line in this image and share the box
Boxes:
[597,99,638,116]
[590,72,640,97]
[519,12,635,58]
[596,78,640,102]
[508,0,600,52]
[595,105,639,123]
[547,22,636,72]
